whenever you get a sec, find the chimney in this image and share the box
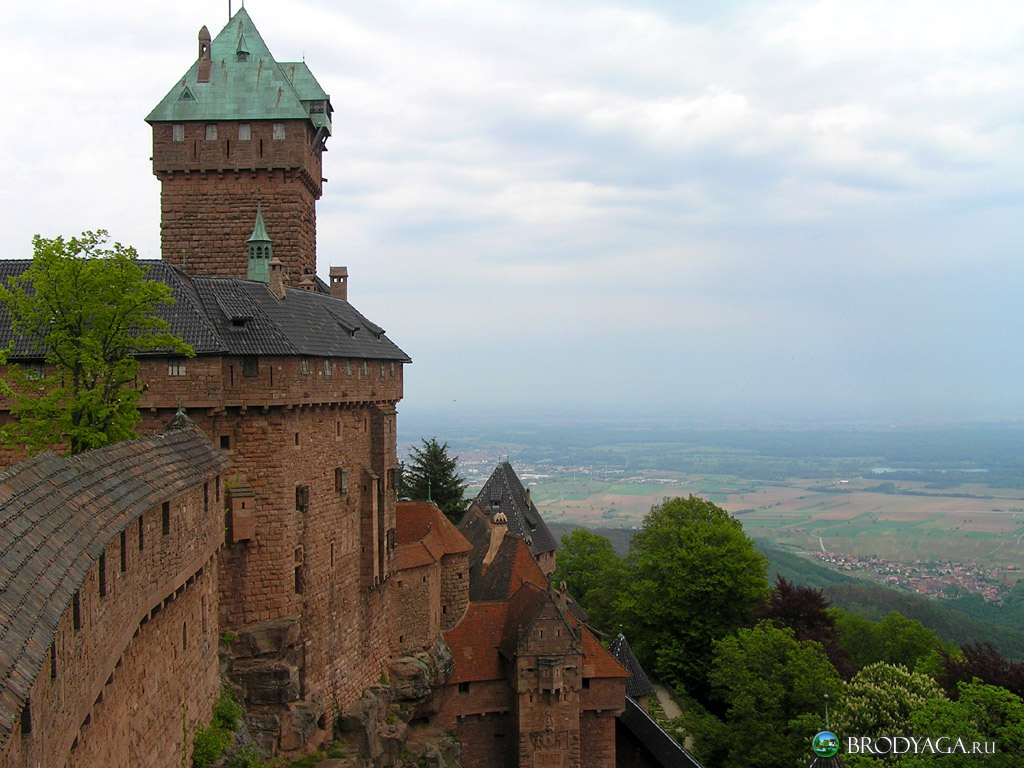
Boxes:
[298,272,317,292]
[329,266,348,300]
[556,580,569,613]
[268,258,286,300]
[197,26,212,83]
[483,511,507,567]
[525,487,531,506]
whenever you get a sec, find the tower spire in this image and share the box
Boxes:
[247,202,273,283]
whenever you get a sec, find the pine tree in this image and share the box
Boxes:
[399,437,468,524]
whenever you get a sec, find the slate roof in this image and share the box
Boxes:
[146,8,332,133]
[609,633,654,699]
[466,530,548,603]
[617,697,705,768]
[464,462,557,559]
[0,260,409,363]
[0,420,229,741]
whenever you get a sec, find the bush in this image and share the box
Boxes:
[229,745,265,768]
[192,726,229,768]
[213,689,243,731]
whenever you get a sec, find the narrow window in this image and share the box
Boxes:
[98,553,107,598]
[238,123,251,140]
[259,139,263,158]
[205,123,217,140]
[295,485,310,512]
[346,360,352,375]
[182,621,188,651]
[203,482,209,512]
[362,361,369,376]
[300,358,309,375]
[336,421,341,437]
[294,567,304,594]
[20,702,31,734]
[583,677,591,689]
[172,124,185,142]
[225,139,231,158]
[138,516,144,551]
[324,359,332,376]
[120,531,127,572]
[216,475,221,501]
[273,122,286,139]
[294,432,300,446]
[50,643,57,679]
[391,362,396,377]
[219,435,231,450]
[335,468,348,493]
[380,363,387,377]
[243,356,259,378]
[201,595,208,634]
[73,591,81,630]
[330,542,335,567]
[162,501,170,535]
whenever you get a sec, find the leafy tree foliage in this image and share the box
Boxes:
[688,621,841,768]
[937,642,1024,700]
[833,662,946,737]
[553,529,619,602]
[616,495,768,700]
[0,231,189,455]
[835,609,940,671]
[903,681,1024,767]
[398,437,468,524]
[752,575,853,677]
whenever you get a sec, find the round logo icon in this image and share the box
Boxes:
[813,731,840,758]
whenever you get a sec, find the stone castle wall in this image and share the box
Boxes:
[0,481,222,768]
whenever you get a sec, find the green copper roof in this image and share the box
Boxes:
[247,203,271,243]
[146,7,331,133]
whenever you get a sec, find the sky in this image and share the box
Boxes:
[2,0,1023,424]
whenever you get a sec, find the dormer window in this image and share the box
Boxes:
[237,50,249,62]
[310,101,326,114]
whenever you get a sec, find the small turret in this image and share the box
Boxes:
[197,26,212,83]
[247,203,272,283]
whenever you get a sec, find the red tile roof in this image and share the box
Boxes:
[394,501,472,573]
[444,602,509,683]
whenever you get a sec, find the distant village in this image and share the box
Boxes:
[811,551,1019,602]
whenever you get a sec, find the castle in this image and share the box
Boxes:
[0,9,657,768]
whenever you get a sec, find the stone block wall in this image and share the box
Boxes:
[152,119,322,281]
[579,710,616,768]
[1,484,222,768]
[439,552,468,631]
[452,712,513,768]
[393,563,441,653]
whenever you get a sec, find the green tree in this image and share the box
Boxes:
[553,529,619,602]
[398,437,468,524]
[835,609,940,672]
[833,662,946,737]
[904,681,1024,767]
[616,495,768,700]
[0,231,189,455]
[689,621,842,768]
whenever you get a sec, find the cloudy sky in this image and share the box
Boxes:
[2,0,1023,424]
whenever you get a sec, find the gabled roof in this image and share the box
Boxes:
[467,531,548,602]
[0,261,409,363]
[470,461,556,557]
[146,8,331,132]
[609,633,654,698]
[394,501,472,571]
[0,420,228,741]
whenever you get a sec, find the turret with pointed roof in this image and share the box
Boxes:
[148,8,332,281]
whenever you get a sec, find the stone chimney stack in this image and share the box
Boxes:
[298,273,317,292]
[525,487,531,506]
[483,511,508,567]
[329,266,348,300]
[269,258,286,300]
[197,26,212,83]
